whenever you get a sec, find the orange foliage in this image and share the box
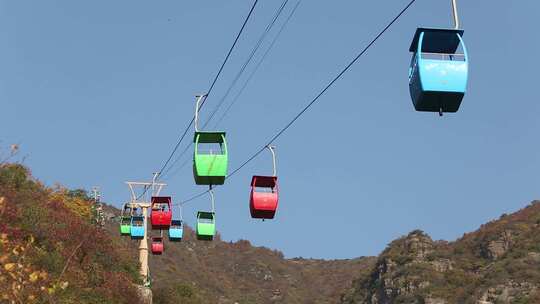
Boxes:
[0,233,57,303]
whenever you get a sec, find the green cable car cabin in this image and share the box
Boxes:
[196,211,216,241]
[120,216,131,235]
[120,204,132,235]
[193,131,228,185]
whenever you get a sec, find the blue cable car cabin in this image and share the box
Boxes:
[409,28,469,114]
[130,215,145,239]
[168,220,183,241]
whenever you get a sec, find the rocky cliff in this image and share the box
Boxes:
[341,202,540,304]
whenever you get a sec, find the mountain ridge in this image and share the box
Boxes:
[105,200,540,303]
[103,203,375,304]
[3,162,540,303]
[341,201,540,304]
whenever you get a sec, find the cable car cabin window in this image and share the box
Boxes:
[420,52,465,61]
[121,217,131,224]
[132,218,144,226]
[253,186,276,193]
[151,203,171,212]
[199,217,214,224]
[198,212,215,223]
[196,142,226,155]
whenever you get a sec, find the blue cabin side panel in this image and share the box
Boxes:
[419,59,467,93]
[130,226,145,239]
[169,228,183,240]
[409,58,423,108]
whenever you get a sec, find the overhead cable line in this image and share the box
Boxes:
[157,0,260,177]
[174,0,418,207]
[213,0,302,129]
[228,0,417,178]
[159,143,192,180]
[201,0,290,129]
[137,0,260,200]
[161,0,298,180]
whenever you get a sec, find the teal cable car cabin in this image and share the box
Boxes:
[408,28,469,115]
[168,220,183,241]
[130,215,145,239]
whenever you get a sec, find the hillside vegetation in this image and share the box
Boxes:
[5,161,540,304]
[0,164,141,303]
[104,192,540,303]
[103,206,375,304]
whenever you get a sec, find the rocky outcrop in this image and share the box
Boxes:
[341,202,540,304]
[404,230,434,260]
[342,231,447,304]
[477,280,537,304]
[480,230,513,260]
[429,259,452,272]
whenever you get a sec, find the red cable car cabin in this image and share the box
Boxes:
[250,176,279,219]
[150,196,172,228]
[151,236,164,255]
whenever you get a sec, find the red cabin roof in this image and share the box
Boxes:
[151,196,173,228]
[250,176,279,219]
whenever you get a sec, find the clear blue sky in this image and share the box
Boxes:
[2,1,539,259]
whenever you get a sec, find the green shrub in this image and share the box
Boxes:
[154,283,203,304]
